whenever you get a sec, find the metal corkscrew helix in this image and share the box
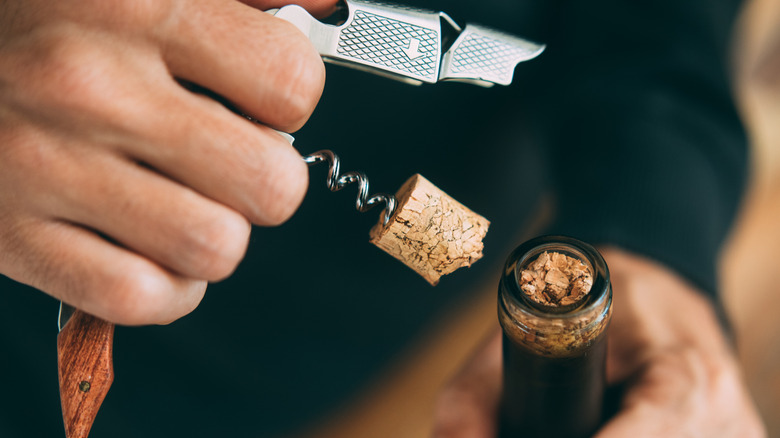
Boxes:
[303,150,397,226]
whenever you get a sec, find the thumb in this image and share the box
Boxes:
[432,329,503,438]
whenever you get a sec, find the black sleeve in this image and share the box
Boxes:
[515,0,748,299]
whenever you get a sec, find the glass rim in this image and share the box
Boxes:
[500,235,611,320]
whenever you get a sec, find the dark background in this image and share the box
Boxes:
[0,0,745,436]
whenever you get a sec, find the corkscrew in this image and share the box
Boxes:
[303,150,397,226]
[56,2,543,437]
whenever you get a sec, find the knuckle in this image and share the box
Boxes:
[674,348,734,392]
[155,280,207,326]
[0,125,44,194]
[27,38,116,116]
[103,267,170,325]
[51,0,173,29]
[182,209,250,280]
[701,353,733,389]
[267,23,325,129]
[101,265,206,325]
[631,349,700,407]
[108,0,178,29]
[0,217,46,285]
[249,144,308,225]
[633,347,737,414]
[658,348,703,384]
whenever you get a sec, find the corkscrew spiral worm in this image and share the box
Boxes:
[303,150,397,226]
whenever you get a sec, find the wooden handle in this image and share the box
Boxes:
[57,310,115,438]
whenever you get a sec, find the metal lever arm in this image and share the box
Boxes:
[270,0,544,87]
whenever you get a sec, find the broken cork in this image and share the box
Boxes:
[519,251,593,310]
[369,174,490,285]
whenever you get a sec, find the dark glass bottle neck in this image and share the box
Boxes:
[498,235,612,357]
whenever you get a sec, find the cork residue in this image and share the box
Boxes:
[519,251,593,307]
[369,174,490,285]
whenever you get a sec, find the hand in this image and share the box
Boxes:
[432,247,766,437]
[0,0,338,325]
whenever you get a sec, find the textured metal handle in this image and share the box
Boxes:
[440,24,547,86]
[271,0,544,86]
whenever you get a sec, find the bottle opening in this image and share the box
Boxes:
[516,248,594,314]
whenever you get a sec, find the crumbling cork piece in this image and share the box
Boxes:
[369,174,490,286]
[519,251,593,307]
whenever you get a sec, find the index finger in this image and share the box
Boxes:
[162,0,326,132]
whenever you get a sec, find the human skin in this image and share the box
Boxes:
[433,247,767,438]
[0,0,338,325]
